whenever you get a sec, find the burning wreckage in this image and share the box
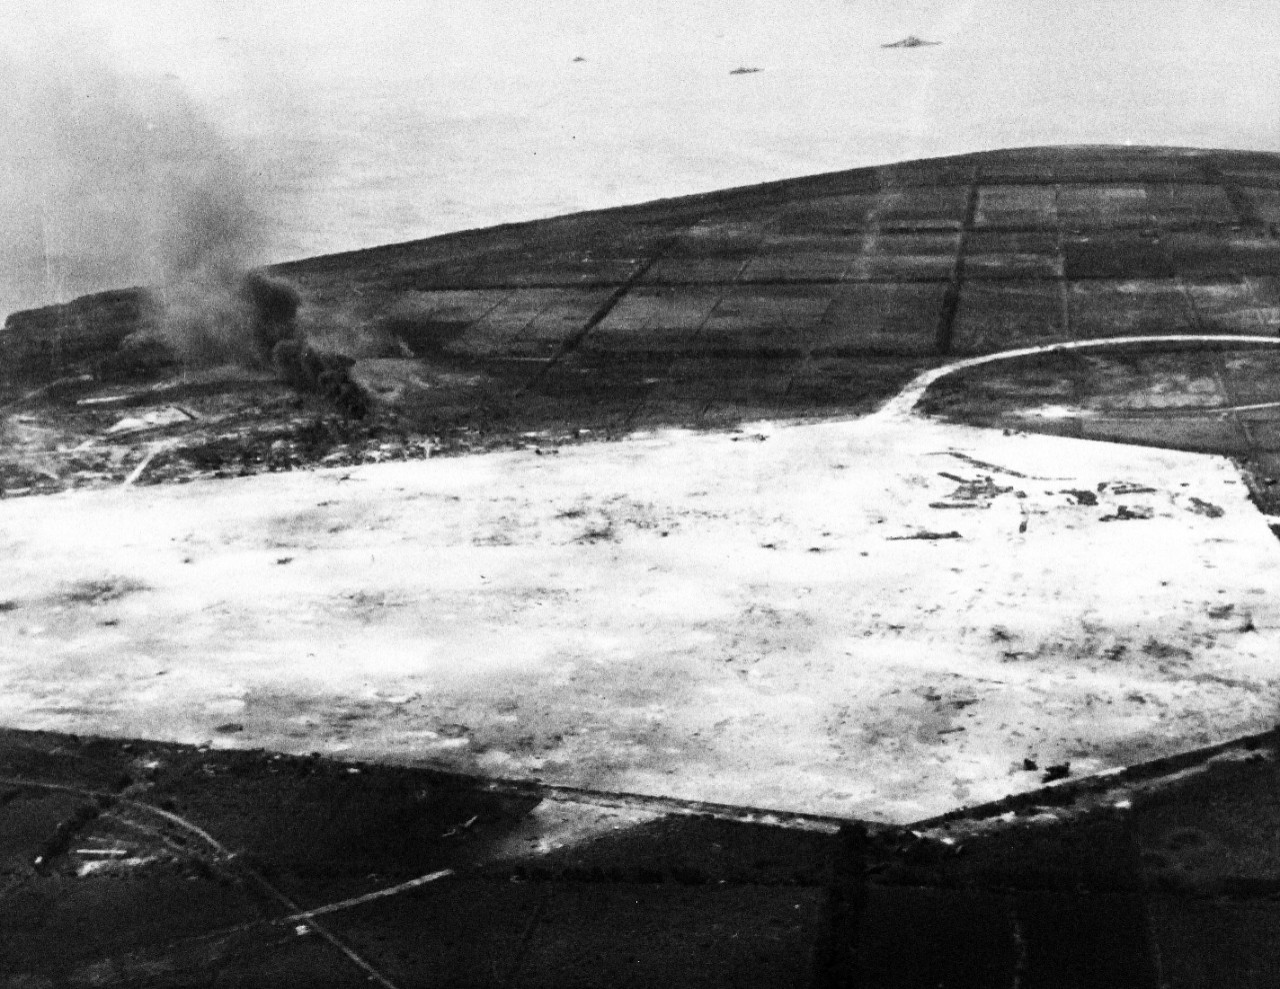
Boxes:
[0,273,391,497]
[8,143,1280,525]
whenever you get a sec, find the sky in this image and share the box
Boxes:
[4,0,1280,314]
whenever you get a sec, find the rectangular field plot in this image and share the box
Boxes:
[1164,233,1280,279]
[739,250,860,282]
[664,220,767,256]
[738,233,867,282]
[1240,416,1280,454]
[512,291,615,357]
[1068,280,1196,338]
[1076,350,1228,412]
[1145,184,1238,226]
[453,288,613,356]
[974,185,1057,228]
[1184,279,1280,335]
[1058,186,1151,228]
[874,186,970,230]
[1239,187,1280,224]
[1049,157,1200,183]
[642,256,749,283]
[809,283,946,356]
[640,221,765,284]
[950,281,1065,354]
[1220,344,1280,405]
[695,285,838,355]
[460,251,643,287]
[775,192,881,233]
[847,233,959,281]
[965,231,1063,279]
[1063,235,1172,279]
[587,287,723,353]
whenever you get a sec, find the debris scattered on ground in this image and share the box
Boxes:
[938,474,1014,505]
[1060,488,1099,506]
[106,406,196,435]
[941,452,1041,479]
[76,855,161,878]
[1186,496,1225,518]
[0,374,445,496]
[1100,505,1154,522]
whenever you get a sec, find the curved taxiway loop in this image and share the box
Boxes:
[1,337,1280,825]
[876,334,1280,423]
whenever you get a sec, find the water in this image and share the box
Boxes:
[5,0,1280,315]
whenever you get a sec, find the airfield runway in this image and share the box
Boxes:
[5,146,1280,985]
[2,342,1279,824]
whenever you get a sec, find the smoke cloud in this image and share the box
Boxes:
[0,44,274,365]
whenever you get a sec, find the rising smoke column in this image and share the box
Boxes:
[0,47,276,365]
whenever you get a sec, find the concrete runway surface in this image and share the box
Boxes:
[3,341,1278,824]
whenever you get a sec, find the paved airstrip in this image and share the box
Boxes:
[3,338,1278,823]
[7,146,1280,826]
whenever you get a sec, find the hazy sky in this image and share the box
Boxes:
[5,1,1280,312]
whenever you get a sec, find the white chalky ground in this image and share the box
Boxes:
[2,364,1279,824]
